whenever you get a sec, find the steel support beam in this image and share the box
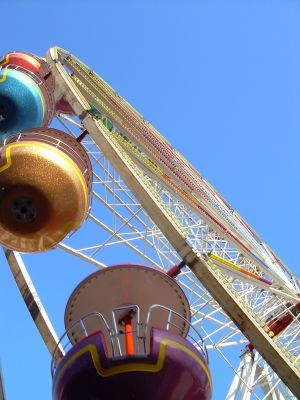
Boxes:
[47,49,300,398]
[3,248,63,362]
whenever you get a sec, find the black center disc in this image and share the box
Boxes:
[0,105,7,122]
[11,197,37,222]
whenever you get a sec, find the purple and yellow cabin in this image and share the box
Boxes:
[51,264,213,400]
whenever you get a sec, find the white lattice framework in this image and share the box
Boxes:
[53,112,300,399]
[3,46,300,399]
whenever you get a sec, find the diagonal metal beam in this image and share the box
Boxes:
[3,248,63,362]
[47,49,300,397]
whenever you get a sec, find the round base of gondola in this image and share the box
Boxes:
[0,128,92,252]
[52,328,212,400]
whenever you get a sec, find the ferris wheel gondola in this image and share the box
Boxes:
[0,46,299,399]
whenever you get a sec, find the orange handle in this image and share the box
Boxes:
[124,315,134,355]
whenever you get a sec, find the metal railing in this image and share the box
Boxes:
[51,311,113,376]
[145,304,209,363]
[51,304,209,376]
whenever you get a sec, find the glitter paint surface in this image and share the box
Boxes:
[0,141,89,252]
[0,69,46,141]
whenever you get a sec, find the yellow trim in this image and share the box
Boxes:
[30,79,45,125]
[209,253,241,271]
[0,142,13,173]
[0,69,9,82]
[0,142,89,249]
[0,54,10,67]
[41,220,84,251]
[53,338,212,389]
[0,53,41,68]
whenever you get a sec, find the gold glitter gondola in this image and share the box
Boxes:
[0,128,92,253]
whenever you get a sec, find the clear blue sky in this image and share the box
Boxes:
[0,1,299,399]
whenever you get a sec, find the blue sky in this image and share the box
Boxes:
[0,1,299,399]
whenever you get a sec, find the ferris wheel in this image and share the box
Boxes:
[0,47,299,399]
